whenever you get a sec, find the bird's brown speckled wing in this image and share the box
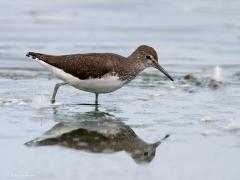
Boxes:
[26,52,125,80]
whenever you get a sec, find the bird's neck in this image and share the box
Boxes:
[122,52,146,81]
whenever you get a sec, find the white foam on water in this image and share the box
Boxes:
[0,98,14,105]
[51,102,62,106]
[200,116,212,122]
[224,119,240,131]
[201,130,211,136]
[31,95,50,109]
[213,65,224,82]
[0,98,29,106]
[17,101,29,105]
[146,92,161,97]
[163,83,176,90]
[180,83,191,88]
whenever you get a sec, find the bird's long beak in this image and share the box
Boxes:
[152,61,174,81]
[152,134,170,148]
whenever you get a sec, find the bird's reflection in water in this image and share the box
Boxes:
[26,108,169,164]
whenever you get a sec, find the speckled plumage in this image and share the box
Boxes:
[26,45,157,81]
[26,45,173,104]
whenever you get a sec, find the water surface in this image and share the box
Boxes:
[0,0,240,180]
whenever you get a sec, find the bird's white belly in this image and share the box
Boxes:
[37,59,125,93]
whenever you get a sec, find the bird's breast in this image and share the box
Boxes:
[72,75,126,94]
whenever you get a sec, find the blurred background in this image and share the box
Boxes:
[0,0,240,180]
[2,0,240,65]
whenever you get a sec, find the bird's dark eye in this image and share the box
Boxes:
[145,55,151,60]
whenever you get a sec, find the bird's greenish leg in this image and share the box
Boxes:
[51,82,67,104]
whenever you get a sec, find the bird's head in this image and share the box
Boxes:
[132,45,174,81]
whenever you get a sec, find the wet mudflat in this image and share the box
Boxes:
[0,0,240,180]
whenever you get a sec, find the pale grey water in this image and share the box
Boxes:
[0,0,240,180]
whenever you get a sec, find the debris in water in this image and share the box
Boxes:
[184,74,198,81]
[183,74,202,86]
[233,71,240,80]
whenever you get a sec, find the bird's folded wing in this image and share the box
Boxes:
[26,52,118,80]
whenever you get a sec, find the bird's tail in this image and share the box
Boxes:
[26,52,48,61]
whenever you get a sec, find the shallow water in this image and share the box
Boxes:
[0,0,240,180]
